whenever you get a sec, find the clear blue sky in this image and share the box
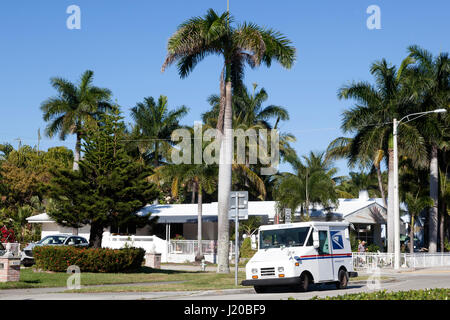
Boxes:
[0,0,448,176]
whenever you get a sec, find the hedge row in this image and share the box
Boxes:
[33,246,145,273]
[311,288,450,300]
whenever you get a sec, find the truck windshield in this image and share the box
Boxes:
[260,227,310,249]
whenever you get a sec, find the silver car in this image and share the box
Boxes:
[21,234,89,266]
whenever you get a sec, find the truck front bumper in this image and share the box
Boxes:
[241,277,301,287]
[242,271,358,287]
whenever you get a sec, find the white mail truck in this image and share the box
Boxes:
[241,221,358,293]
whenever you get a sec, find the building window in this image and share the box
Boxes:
[354,224,374,245]
[110,222,137,235]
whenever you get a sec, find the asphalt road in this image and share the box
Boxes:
[0,267,449,300]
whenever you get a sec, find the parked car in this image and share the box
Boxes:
[21,234,89,266]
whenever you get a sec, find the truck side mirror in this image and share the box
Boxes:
[312,230,319,249]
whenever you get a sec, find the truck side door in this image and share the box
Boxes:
[316,228,334,281]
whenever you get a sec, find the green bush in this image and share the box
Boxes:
[444,238,450,252]
[311,288,450,300]
[349,231,358,252]
[33,246,145,273]
[240,237,256,258]
[366,244,380,252]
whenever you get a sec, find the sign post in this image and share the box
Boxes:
[229,191,248,286]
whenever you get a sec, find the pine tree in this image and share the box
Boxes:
[47,106,159,247]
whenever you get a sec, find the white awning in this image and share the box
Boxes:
[26,213,54,223]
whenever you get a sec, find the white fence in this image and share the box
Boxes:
[352,252,450,270]
[102,235,169,262]
[167,240,235,263]
[102,236,235,264]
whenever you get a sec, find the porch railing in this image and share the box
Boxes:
[168,240,235,256]
[352,252,450,270]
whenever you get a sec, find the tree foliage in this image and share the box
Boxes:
[47,107,159,247]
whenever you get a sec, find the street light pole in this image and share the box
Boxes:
[393,118,400,269]
[393,108,447,270]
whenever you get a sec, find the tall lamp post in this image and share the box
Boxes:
[393,108,447,269]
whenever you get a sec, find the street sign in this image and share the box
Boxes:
[284,208,292,224]
[228,191,248,220]
[228,191,248,286]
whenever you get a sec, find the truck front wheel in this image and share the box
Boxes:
[299,272,310,292]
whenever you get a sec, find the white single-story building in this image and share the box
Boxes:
[26,191,410,260]
[27,201,277,242]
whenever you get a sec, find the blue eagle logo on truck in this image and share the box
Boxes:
[330,231,344,250]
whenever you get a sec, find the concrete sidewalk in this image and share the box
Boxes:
[160,263,245,272]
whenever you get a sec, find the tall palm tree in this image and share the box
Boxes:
[406,45,449,252]
[130,95,188,168]
[41,70,112,171]
[162,9,295,273]
[337,58,427,253]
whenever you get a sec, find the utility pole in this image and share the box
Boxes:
[392,109,447,269]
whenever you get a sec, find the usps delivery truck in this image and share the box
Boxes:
[242,221,358,293]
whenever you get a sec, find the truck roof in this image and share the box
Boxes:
[259,221,349,231]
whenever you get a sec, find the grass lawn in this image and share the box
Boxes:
[65,271,248,293]
[0,267,209,290]
[0,267,248,292]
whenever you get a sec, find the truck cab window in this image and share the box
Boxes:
[318,230,330,255]
[260,227,310,249]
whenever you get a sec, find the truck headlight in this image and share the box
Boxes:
[251,268,258,274]
[278,267,284,273]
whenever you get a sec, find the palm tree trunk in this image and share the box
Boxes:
[429,144,438,253]
[154,141,159,168]
[196,184,204,261]
[305,171,310,218]
[191,187,196,204]
[73,133,81,171]
[410,215,415,254]
[217,76,233,274]
[376,166,387,208]
[387,147,395,253]
[440,204,444,252]
[216,66,226,133]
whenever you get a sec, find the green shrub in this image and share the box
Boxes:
[240,237,256,258]
[366,244,380,252]
[311,288,450,300]
[349,231,358,252]
[444,238,450,252]
[33,246,145,273]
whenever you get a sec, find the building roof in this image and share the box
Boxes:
[136,201,278,223]
[26,213,53,223]
[27,192,406,226]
